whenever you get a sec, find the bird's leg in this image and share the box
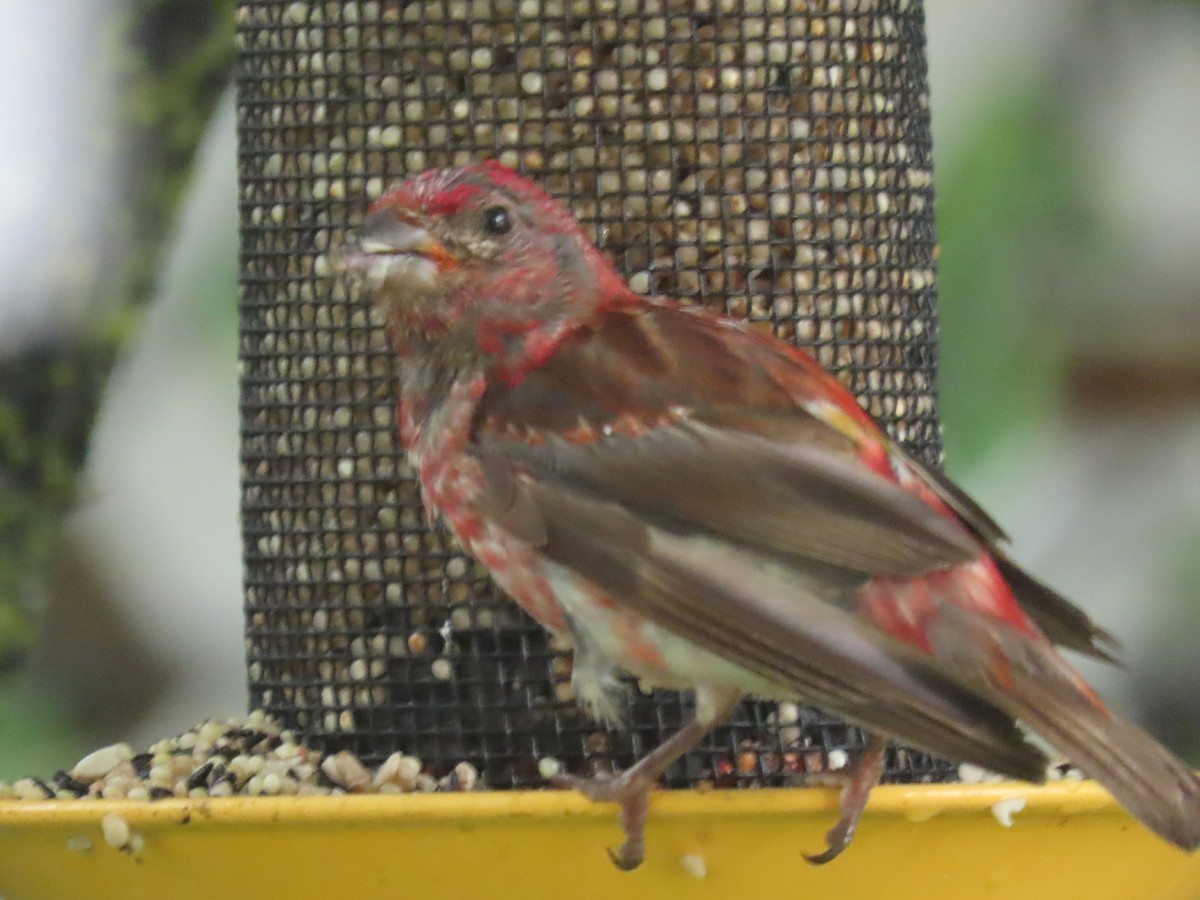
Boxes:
[803,733,888,865]
[552,685,743,871]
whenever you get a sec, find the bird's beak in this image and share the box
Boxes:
[340,209,458,312]
[345,210,458,273]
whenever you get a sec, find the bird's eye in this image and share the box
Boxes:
[481,205,513,236]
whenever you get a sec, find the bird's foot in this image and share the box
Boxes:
[549,768,650,804]
[546,687,743,871]
[802,734,888,866]
[551,770,651,870]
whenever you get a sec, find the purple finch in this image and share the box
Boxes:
[345,160,1200,869]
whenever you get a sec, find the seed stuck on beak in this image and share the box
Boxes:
[342,211,457,297]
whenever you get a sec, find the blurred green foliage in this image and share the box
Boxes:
[935,85,1099,470]
[0,673,91,780]
[0,608,35,670]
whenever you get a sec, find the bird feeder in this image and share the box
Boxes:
[239,0,948,789]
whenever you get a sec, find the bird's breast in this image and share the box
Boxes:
[537,559,788,697]
[405,373,570,635]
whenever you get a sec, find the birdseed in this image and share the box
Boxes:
[0,712,480,802]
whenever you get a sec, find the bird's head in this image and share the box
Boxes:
[345,161,630,340]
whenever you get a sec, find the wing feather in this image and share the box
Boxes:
[484,422,979,578]
[479,461,1047,781]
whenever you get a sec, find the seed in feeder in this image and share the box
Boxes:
[453,762,478,792]
[101,813,132,850]
[647,120,670,142]
[597,172,622,196]
[777,703,800,724]
[13,778,52,800]
[957,763,1001,784]
[71,742,133,783]
[210,780,234,798]
[322,751,371,791]
[991,796,1026,828]
[431,657,453,681]
[681,853,707,879]
[283,2,309,24]
[407,631,427,654]
[392,755,423,791]
[538,757,562,780]
[372,753,399,787]
[827,749,850,771]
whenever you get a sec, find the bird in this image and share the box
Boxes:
[341,159,1200,870]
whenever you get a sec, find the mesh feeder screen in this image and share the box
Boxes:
[238,0,954,789]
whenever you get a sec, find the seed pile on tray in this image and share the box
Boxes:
[0,711,479,802]
[0,707,1084,804]
[237,0,951,784]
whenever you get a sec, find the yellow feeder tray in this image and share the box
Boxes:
[2,781,1198,899]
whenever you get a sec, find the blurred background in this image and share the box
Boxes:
[0,0,1197,777]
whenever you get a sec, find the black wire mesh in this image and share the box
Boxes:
[237,0,954,789]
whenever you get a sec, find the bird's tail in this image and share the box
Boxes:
[1000,643,1200,852]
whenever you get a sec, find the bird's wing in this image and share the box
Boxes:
[476,301,982,579]
[471,301,1049,779]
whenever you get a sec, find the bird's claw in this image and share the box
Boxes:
[606,844,643,871]
[550,768,650,871]
[802,818,855,865]
[801,735,888,866]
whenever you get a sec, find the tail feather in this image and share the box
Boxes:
[1003,652,1200,852]
[994,552,1122,664]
